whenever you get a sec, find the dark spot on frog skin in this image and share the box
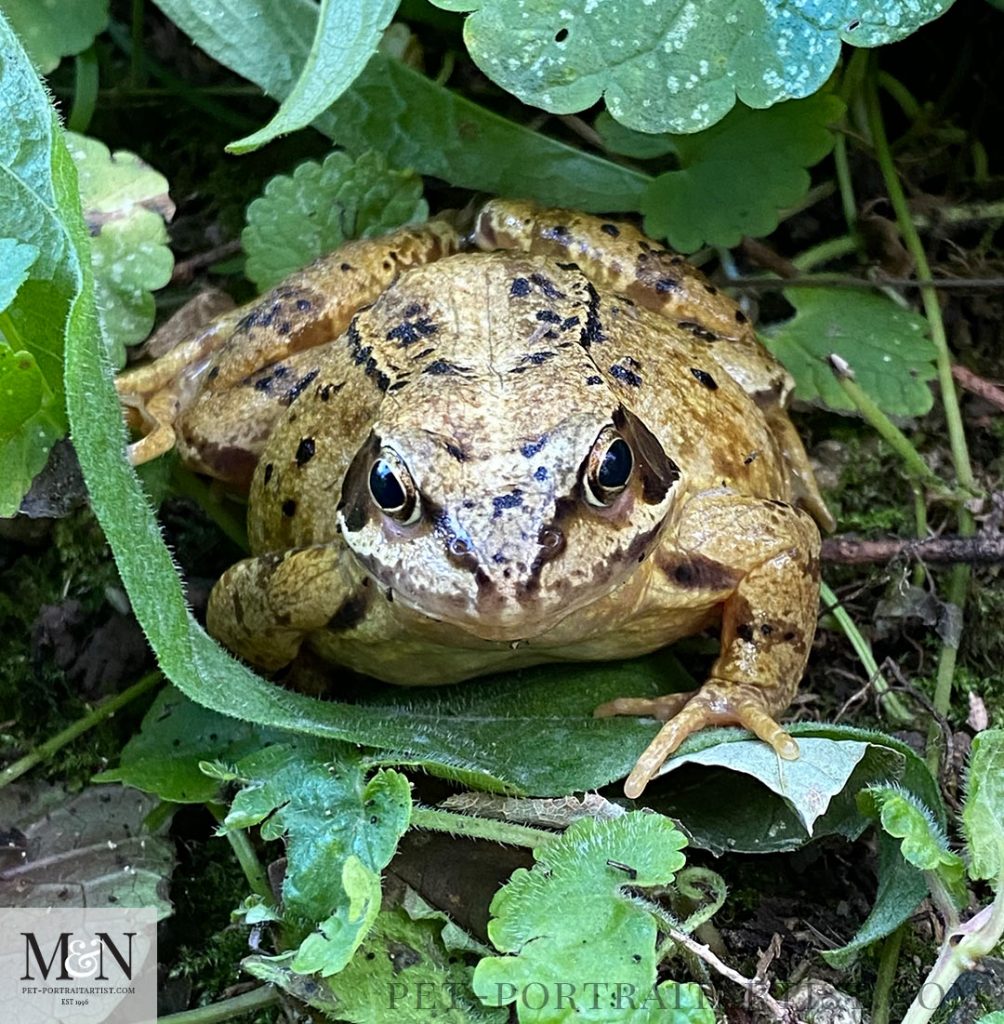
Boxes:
[735,309,749,324]
[231,590,245,628]
[444,442,467,462]
[281,368,320,405]
[510,277,531,297]
[295,437,315,467]
[522,351,557,366]
[326,588,370,632]
[263,463,274,484]
[768,499,791,509]
[529,273,565,300]
[610,364,642,388]
[387,379,409,392]
[517,496,575,599]
[318,382,343,402]
[678,321,719,342]
[600,223,621,237]
[556,260,580,271]
[541,223,572,245]
[207,365,220,382]
[281,498,297,517]
[534,466,548,481]
[277,320,292,336]
[423,359,468,377]
[580,282,605,347]
[520,436,548,458]
[743,450,759,465]
[340,262,353,272]
[704,284,718,295]
[661,553,740,592]
[492,552,508,564]
[296,298,312,312]
[690,367,718,390]
[760,623,774,636]
[413,347,436,360]
[346,319,391,392]
[403,303,422,317]
[655,277,679,294]
[613,406,680,504]
[535,309,562,324]
[492,490,524,518]
[387,316,439,346]
[736,622,755,643]
[251,363,290,393]
[585,375,603,385]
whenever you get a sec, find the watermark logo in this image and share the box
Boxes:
[1,907,156,1023]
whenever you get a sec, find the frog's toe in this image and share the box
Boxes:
[593,691,695,722]
[609,680,800,799]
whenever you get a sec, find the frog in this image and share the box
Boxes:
[117,199,833,798]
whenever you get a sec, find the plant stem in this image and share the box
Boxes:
[872,924,905,1024]
[0,671,162,789]
[864,59,976,773]
[208,804,275,907]
[821,581,913,726]
[791,234,859,272]
[411,806,553,848]
[130,0,147,89]
[68,46,100,134]
[157,985,279,1024]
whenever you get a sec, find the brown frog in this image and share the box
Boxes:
[117,200,833,798]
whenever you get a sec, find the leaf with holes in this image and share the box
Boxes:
[640,94,843,251]
[430,0,954,133]
[761,287,937,417]
[66,133,174,364]
[242,150,426,291]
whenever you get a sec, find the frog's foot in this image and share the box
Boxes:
[118,386,182,466]
[595,680,800,799]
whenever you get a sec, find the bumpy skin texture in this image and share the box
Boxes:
[117,200,831,797]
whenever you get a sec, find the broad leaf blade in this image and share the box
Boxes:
[963,729,1004,885]
[0,0,108,73]
[228,0,399,154]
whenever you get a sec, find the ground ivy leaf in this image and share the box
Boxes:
[761,287,937,417]
[640,95,843,251]
[242,150,426,291]
[473,813,689,1023]
[963,729,1004,885]
[228,0,399,154]
[246,907,506,1023]
[0,0,109,73]
[93,685,282,804]
[859,785,968,907]
[66,133,174,364]
[225,742,411,932]
[432,0,954,134]
[151,0,649,211]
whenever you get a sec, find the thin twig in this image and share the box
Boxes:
[951,364,1004,412]
[822,532,1004,565]
[729,273,1004,292]
[170,239,243,284]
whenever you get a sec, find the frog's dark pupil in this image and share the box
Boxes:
[598,438,632,489]
[370,460,406,510]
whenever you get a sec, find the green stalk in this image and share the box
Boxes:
[871,924,905,1024]
[864,60,976,771]
[130,0,147,88]
[0,671,162,789]
[68,46,100,134]
[156,985,279,1024]
[208,803,275,907]
[411,806,553,848]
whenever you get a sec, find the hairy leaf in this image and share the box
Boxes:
[247,907,505,1023]
[0,0,108,73]
[432,0,955,133]
[243,150,426,291]
[228,0,399,153]
[66,133,174,363]
[0,12,81,514]
[761,287,937,417]
[641,94,843,251]
[224,742,411,940]
[859,785,968,906]
[474,813,709,1024]
[963,729,1004,885]
[151,0,649,210]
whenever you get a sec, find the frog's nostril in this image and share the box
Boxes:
[449,538,470,557]
[539,527,564,551]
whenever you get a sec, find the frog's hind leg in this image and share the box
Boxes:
[118,220,462,475]
[474,198,833,531]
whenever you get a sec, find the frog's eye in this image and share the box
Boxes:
[583,428,634,507]
[369,449,420,524]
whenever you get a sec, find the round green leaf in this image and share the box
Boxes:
[432,0,955,134]
[0,0,109,73]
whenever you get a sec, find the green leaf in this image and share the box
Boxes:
[859,785,968,907]
[431,0,955,134]
[823,830,928,967]
[0,13,85,514]
[641,95,844,251]
[0,0,108,73]
[246,906,506,1023]
[594,111,675,160]
[93,686,281,804]
[963,729,1004,885]
[66,133,174,364]
[0,237,36,310]
[473,813,710,1024]
[242,150,426,291]
[224,742,411,933]
[975,1015,1004,1024]
[228,0,399,154]
[761,287,938,417]
[151,0,649,210]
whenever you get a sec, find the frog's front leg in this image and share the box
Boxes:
[206,543,358,671]
[596,493,821,798]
